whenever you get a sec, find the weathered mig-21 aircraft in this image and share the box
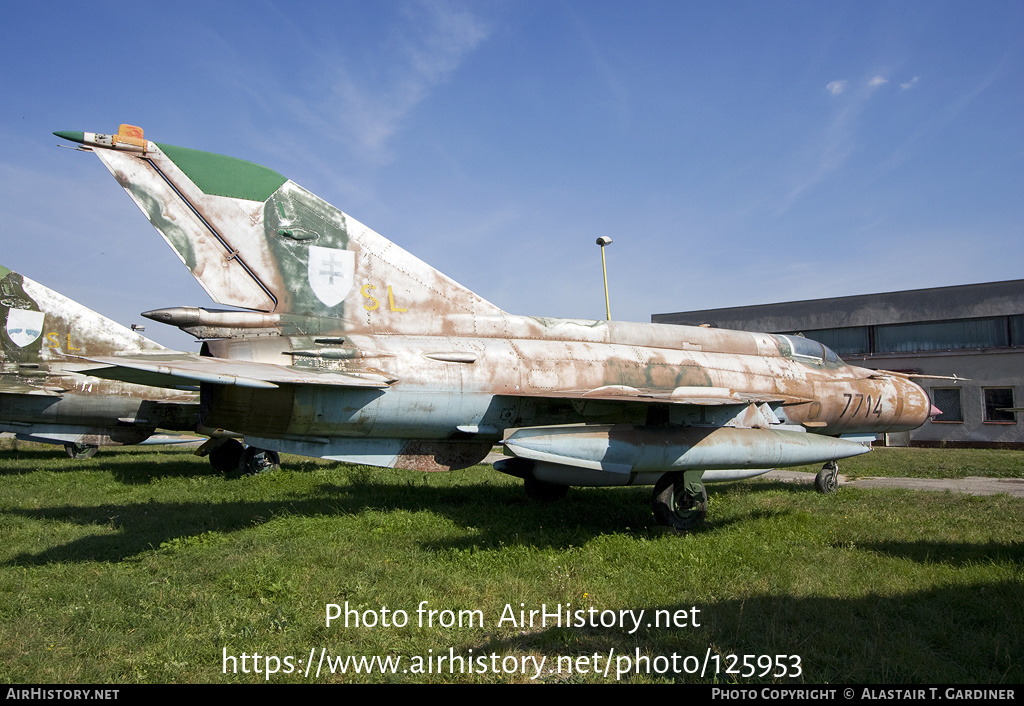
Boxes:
[56,125,933,531]
[0,264,199,458]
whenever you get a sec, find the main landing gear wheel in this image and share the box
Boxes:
[815,461,839,494]
[240,447,280,475]
[652,471,708,533]
[524,476,568,502]
[208,439,244,474]
[64,443,98,460]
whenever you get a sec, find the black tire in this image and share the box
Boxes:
[208,439,244,474]
[652,472,707,532]
[64,443,98,460]
[815,462,839,494]
[524,476,568,501]
[240,447,280,475]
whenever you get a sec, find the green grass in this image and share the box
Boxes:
[0,441,1020,683]
[790,446,1024,479]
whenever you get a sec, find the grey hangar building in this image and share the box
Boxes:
[653,280,1024,448]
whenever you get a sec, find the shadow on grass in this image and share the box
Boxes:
[853,539,1024,567]
[0,445,217,481]
[468,585,1023,682]
[2,474,807,564]
[6,467,1021,568]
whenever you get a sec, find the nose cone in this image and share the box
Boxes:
[892,376,933,432]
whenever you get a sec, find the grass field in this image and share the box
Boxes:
[0,440,1020,683]
[789,446,1024,479]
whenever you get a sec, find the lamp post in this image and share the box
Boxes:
[596,236,613,321]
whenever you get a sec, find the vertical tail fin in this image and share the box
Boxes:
[1,264,166,369]
[60,127,509,335]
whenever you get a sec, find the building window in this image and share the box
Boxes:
[983,388,1016,423]
[875,317,1009,354]
[931,388,963,423]
[1011,315,1024,347]
[793,327,870,356]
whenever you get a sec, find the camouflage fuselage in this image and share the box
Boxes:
[200,316,930,443]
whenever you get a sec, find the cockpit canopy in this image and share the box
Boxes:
[774,334,843,367]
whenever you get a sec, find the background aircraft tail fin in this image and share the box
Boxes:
[1,265,166,366]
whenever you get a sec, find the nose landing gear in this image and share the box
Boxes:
[815,461,840,494]
[652,470,708,533]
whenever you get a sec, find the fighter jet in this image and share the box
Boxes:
[56,125,933,531]
[0,264,199,458]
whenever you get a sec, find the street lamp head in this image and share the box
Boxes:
[596,236,613,247]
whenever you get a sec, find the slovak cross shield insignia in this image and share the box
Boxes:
[308,245,355,307]
[5,308,44,348]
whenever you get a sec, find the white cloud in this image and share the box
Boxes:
[900,76,921,90]
[826,80,848,95]
[330,1,493,162]
[787,72,895,210]
[248,1,494,167]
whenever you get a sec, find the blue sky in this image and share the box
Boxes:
[2,0,1021,348]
